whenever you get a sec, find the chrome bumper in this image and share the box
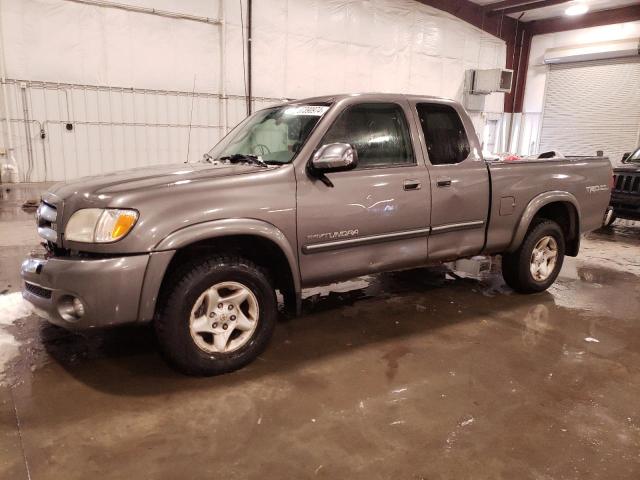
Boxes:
[21,252,150,329]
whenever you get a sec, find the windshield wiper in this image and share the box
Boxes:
[202,152,214,163]
[219,154,269,168]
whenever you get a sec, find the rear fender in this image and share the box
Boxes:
[507,191,581,254]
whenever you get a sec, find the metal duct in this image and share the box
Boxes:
[544,38,640,64]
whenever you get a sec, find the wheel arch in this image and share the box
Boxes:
[507,191,581,257]
[139,219,301,322]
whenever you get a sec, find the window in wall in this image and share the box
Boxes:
[416,103,470,165]
[321,103,414,168]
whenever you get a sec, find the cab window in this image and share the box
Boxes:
[321,103,415,169]
[417,103,470,165]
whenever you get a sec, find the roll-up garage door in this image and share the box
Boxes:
[539,56,640,165]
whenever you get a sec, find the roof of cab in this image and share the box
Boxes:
[282,93,454,105]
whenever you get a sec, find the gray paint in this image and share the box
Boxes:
[485,158,611,255]
[507,191,580,253]
[155,217,302,298]
[21,93,612,329]
[138,250,175,323]
[301,227,432,254]
[21,254,149,329]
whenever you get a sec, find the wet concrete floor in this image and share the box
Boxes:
[1,183,639,479]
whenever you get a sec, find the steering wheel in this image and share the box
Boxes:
[252,144,271,155]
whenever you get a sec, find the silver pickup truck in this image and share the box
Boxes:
[21,93,611,375]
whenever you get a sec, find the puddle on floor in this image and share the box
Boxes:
[0,292,34,385]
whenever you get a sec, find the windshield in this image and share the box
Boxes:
[205,104,331,164]
[626,148,640,163]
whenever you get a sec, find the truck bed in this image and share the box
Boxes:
[484,156,612,254]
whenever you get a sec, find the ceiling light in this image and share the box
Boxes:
[565,3,589,16]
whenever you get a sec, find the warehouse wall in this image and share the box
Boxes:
[0,0,506,182]
[508,20,640,156]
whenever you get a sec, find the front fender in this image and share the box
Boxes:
[507,191,581,253]
[154,217,301,295]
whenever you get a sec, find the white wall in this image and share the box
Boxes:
[0,0,506,182]
[509,20,640,155]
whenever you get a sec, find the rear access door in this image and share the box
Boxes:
[409,100,490,260]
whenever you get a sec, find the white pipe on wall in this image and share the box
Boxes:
[220,0,228,134]
[2,77,283,103]
[0,0,16,166]
[64,0,221,25]
[19,83,34,181]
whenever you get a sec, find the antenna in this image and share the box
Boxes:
[185,75,197,163]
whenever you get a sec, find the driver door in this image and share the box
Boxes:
[296,101,431,286]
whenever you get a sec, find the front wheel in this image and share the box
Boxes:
[501,219,565,293]
[155,255,277,376]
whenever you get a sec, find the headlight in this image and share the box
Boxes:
[65,208,138,243]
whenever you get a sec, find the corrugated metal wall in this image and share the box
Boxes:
[2,78,281,181]
[540,57,640,164]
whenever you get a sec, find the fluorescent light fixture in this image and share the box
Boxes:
[565,3,589,16]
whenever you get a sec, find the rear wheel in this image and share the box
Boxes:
[501,219,565,293]
[155,255,277,376]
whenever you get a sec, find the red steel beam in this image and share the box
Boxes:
[483,0,544,11]
[414,0,519,42]
[528,3,640,35]
[416,0,526,113]
[512,26,532,113]
[497,0,571,16]
[415,1,640,114]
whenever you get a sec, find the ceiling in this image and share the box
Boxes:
[470,0,640,22]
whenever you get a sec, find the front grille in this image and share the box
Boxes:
[613,174,640,193]
[25,282,52,299]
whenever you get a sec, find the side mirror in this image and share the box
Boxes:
[311,143,358,172]
[308,143,358,187]
[622,152,631,163]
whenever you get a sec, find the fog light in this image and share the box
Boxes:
[58,296,85,322]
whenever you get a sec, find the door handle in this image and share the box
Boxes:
[437,177,452,187]
[403,179,421,191]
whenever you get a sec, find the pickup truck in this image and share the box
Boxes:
[21,93,612,375]
[606,146,640,224]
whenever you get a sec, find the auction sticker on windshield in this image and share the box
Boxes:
[284,105,329,116]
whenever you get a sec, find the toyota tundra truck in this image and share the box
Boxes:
[21,93,612,375]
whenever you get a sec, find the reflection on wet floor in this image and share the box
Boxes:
[1,183,639,479]
[589,219,640,243]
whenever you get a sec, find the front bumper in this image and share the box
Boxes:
[610,192,640,221]
[21,252,150,329]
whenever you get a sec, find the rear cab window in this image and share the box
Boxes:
[416,103,470,166]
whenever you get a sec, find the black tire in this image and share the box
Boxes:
[501,219,565,293]
[155,255,277,376]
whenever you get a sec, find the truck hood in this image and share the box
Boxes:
[614,165,640,174]
[44,162,268,203]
